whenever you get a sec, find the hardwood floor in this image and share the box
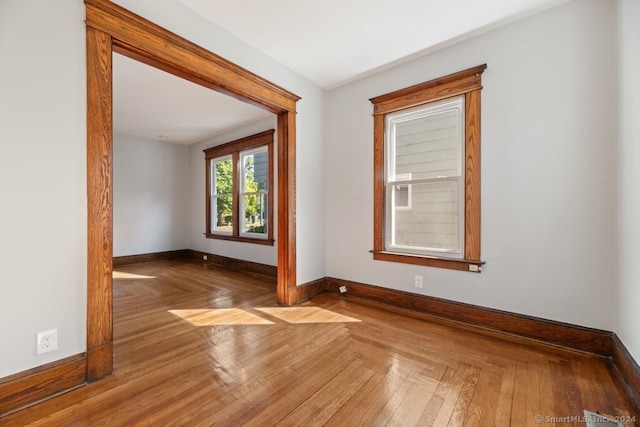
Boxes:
[2,260,638,426]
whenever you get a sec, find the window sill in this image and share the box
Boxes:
[205,233,275,246]
[371,250,484,273]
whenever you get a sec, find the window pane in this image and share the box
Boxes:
[243,150,268,192]
[391,180,461,252]
[212,195,233,233]
[393,184,410,209]
[242,193,267,235]
[214,158,233,196]
[394,108,461,180]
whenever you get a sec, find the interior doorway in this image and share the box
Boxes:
[85,0,299,381]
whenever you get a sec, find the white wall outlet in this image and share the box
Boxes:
[36,329,58,355]
[202,254,208,261]
[338,285,347,294]
[414,275,423,289]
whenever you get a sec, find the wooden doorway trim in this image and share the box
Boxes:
[85,0,300,381]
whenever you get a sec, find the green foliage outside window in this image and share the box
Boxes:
[215,159,232,226]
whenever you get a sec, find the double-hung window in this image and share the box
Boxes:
[370,65,486,272]
[204,130,274,245]
[386,96,465,257]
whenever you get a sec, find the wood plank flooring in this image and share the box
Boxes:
[2,260,638,426]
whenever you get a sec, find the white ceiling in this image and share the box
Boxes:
[113,53,270,145]
[176,0,569,89]
[114,0,568,144]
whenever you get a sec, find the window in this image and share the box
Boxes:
[204,130,274,245]
[370,65,486,272]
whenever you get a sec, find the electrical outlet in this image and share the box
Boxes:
[37,329,58,355]
[414,275,423,289]
[338,286,347,294]
[202,254,208,261]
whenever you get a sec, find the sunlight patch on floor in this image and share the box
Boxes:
[168,307,361,326]
[113,271,157,279]
[169,308,275,326]
[255,307,361,324]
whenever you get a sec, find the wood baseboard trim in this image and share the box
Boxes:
[293,277,328,304]
[326,277,612,356]
[113,250,277,278]
[0,354,86,417]
[113,249,189,266]
[612,334,640,410]
[86,342,113,382]
[187,250,277,278]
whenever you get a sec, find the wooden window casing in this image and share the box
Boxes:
[85,0,300,381]
[370,64,487,272]
[204,130,275,245]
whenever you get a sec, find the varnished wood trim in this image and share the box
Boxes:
[113,250,189,267]
[372,114,385,252]
[84,0,299,113]
[86,344,112,383]
[326,277,612,356]
[187,250,277,278]
[205,150,211,240]
[464,90,481,261]
[85,0,299,382]
[372,250,484,272]
[370,64,487,115]
[0,354,86,416]
[203,130,274,159]
[204,234,275,246]
[86,26,113,382]
[293,277,328,304]
[612,334,640,410]
[277,112,297,305]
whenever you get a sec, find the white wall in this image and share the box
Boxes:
[187,117,279,266]
[0,0,86,377]
[326,0,617,330]
[616,0,640,362]
[113,0,327,285]
[113,133,189,257]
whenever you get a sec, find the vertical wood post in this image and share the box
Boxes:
[277,111,297,305]
[86,26,114,381]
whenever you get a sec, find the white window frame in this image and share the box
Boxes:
[384,96,466,258]
[239,146,269,239]
[392,173,412,210]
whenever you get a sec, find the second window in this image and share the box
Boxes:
[205,130,274,245]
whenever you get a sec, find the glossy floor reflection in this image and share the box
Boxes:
[3,260,637,426]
